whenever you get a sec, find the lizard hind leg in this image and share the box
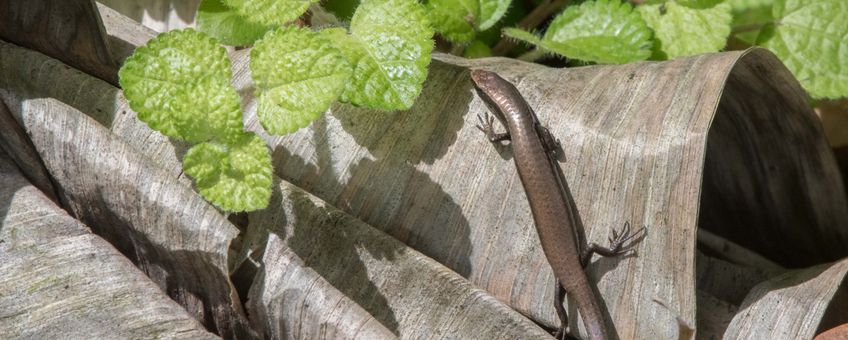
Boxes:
[553,280,581,340]
[537,124,565,161]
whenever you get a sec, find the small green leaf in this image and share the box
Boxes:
[638,1,732,59]
[119,29,243,143]
[183,133,273,212]
[502,27,543,46]
[223,0,317,26]
[478,0,511,31]
[328,0,434,110]
[250,26,351,134]
[539,0,652,64]
[197,0,273,46]
[464,40,493,58]
[427,0,479,43]
[758,0,848,98]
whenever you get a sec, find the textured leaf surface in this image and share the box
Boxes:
[330,0,434,109]
[119,29,243,143]
[427,0,478,43]
[250,27,351,134]
[197,0,272,46]
[478,0,511,30]
[540,0,652,64]
[183,133,273,212]
[639,1,732,59]
[223,0,317,26]
[758,0,848,98]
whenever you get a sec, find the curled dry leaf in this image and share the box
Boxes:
[0,150,215,339]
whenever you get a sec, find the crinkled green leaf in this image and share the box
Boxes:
[638,1,732,59]
[197,0,272,46]
[758,0,848,98]
[538,0,652,64]
[328,0,434,110]
[464,40,493,58]
[183,133,273,212]
[223,0,317,26]
[250,26,351,134]
[119,29,243,143]
[502,27,543,46]
[427,0,478,43]
[478,0,511,31]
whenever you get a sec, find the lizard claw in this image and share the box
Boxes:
[608,222,645,255]
[476,111,499,141]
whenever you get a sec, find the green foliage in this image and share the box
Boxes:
[183,133,273,212]
[120,0,438,211]
[196,0,272,46]
[506,0,652,64]
[119,29,243,144]
[479,0,512,30]
[223,0,317,26]
[502,27,542,46]
[757,0,848,99]
[120,29,273,212]
[638,1,732,59]
[329,0,434,109]
[119,0,848,211]
[427,0,511,43]
[251,27,352,134]
[426,0,478,43]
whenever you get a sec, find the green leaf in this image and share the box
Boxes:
[426,0,478,43]
[119,29,243,143]
[758,0,848,98]
[464,40,493,58]
[729,0,773,45]
[538,0,652,64]
[183,133,273,212]
[478,0,511,31]
[223,0,317,26]
[502,27,543,46]
[250,26,351,134]
[327,0,434,110]
[197,0,272,46]
[638,1,732,59]
[728,0,772,12]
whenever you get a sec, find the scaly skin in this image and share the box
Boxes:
[470,69,608,340]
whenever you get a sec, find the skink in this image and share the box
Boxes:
[470,69,641,340]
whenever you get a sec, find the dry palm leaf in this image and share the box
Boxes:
[724,258,848,339]
[0,149,215,339]
[3,6,848,337]
[244,180,553,339]
[229,48,848,338]
[0,96,253,338]
[0,15,554,338]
